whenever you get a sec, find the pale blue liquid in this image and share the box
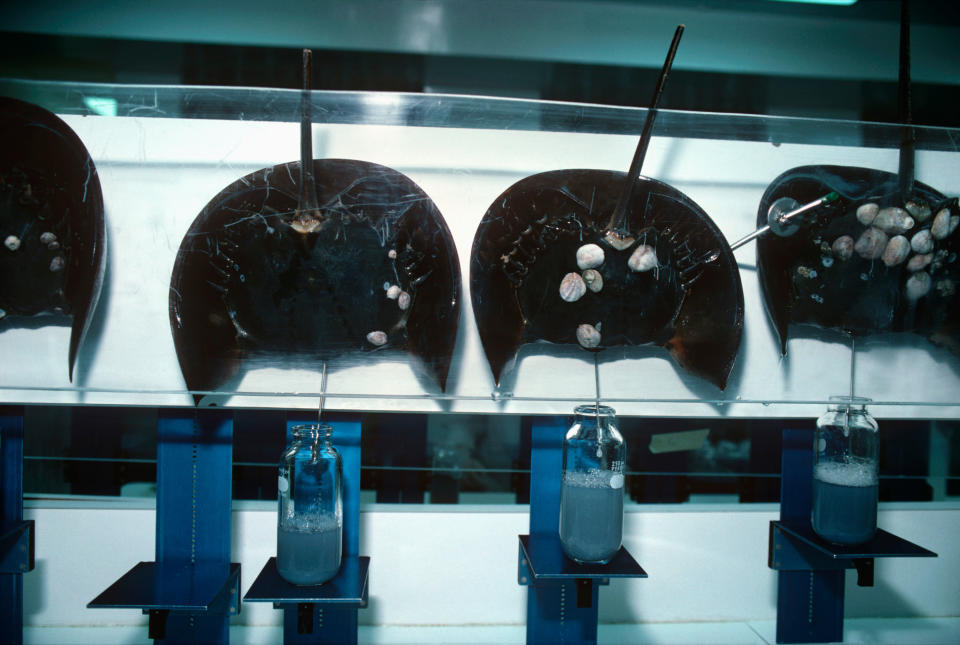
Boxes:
[559,471,624,563]
[812,464,878,545]
[277,521,342,585]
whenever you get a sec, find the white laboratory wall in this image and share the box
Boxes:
[22,502,960,629]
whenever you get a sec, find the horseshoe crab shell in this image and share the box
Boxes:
[756,165,960,354]
[0,97,106,380]
[470,169,744,390]
[169,159,460,398]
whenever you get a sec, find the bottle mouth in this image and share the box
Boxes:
[291,423,333,439]
[827,395,872,410]
[574,404,617,417]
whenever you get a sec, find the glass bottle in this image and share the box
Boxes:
[277,423,343,585]
[811,396,879,545]
[559,404,626,564]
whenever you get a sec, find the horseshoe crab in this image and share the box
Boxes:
[755,3,959,356]
[0,97,106,380]
[469,26,744,390]
[169,52,460,400]
[757,167,959,355]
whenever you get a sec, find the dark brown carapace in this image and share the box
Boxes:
[0,97,106,381]
[470,170,744,390]
[169,159,461,399]
[757,165,959,355]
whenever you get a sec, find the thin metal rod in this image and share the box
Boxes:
[593,352,601,413]
[606,24,685,235]
[729,192,838,251]
[849,334,856,402]
[318,362,328,424]
[730,225,773,251]
[897,0,914,202]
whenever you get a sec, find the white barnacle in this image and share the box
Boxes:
[854,227,888,260]
[881,235,910,267]
[931,209,957,240]
[49,256,65,272]
[386,285,401,300]
[856,203,879,226]
[910,229,934,254]
[39,232,57,245]
[576,323,602,348]
[873,207,914,234]
[905,201,932,223]
[398,291,411,310]
[905,272,931,301]
[559,272,587,302]
[576,243,605,270]
[366,330,388,346]
[388,249,397,259]
[831,235,854,261]
[582,269,603,293]
[627,244,657,272]
[906,253,932,272]
[4,235,20,251]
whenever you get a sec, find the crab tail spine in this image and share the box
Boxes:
[606,24,684,238]
[297,49,321,224]
[897,0,914,203]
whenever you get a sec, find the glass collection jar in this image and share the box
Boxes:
[559,404,626,564]
[811,396,879,545]
[277,423,343,585]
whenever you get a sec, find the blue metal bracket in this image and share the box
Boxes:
[0,520,34,574]
[244,413,367,645]
[771,427,937,644]
[89,409,239,644]
[89,561,241,638]
[521,416,646,645]
[1,406,27,645]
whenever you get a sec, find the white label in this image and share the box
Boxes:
[277,476,289,493]
[648,428,709,454]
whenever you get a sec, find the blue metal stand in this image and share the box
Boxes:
[770,427,937,644]
[244,413,367,645]
[520,416,646,645]
[1,407,34,645]
[90,409,240,644]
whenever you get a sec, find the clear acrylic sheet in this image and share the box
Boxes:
[1,80,959,417]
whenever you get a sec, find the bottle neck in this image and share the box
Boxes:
[572,404,616,437]
[827,395,871,416]
[828,404,867,414]
[291,424,333,447]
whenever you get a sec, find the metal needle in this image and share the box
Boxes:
[318,362,327,425]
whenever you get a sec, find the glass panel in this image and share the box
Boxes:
[1,80,959,416]
[20,407,959,505]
